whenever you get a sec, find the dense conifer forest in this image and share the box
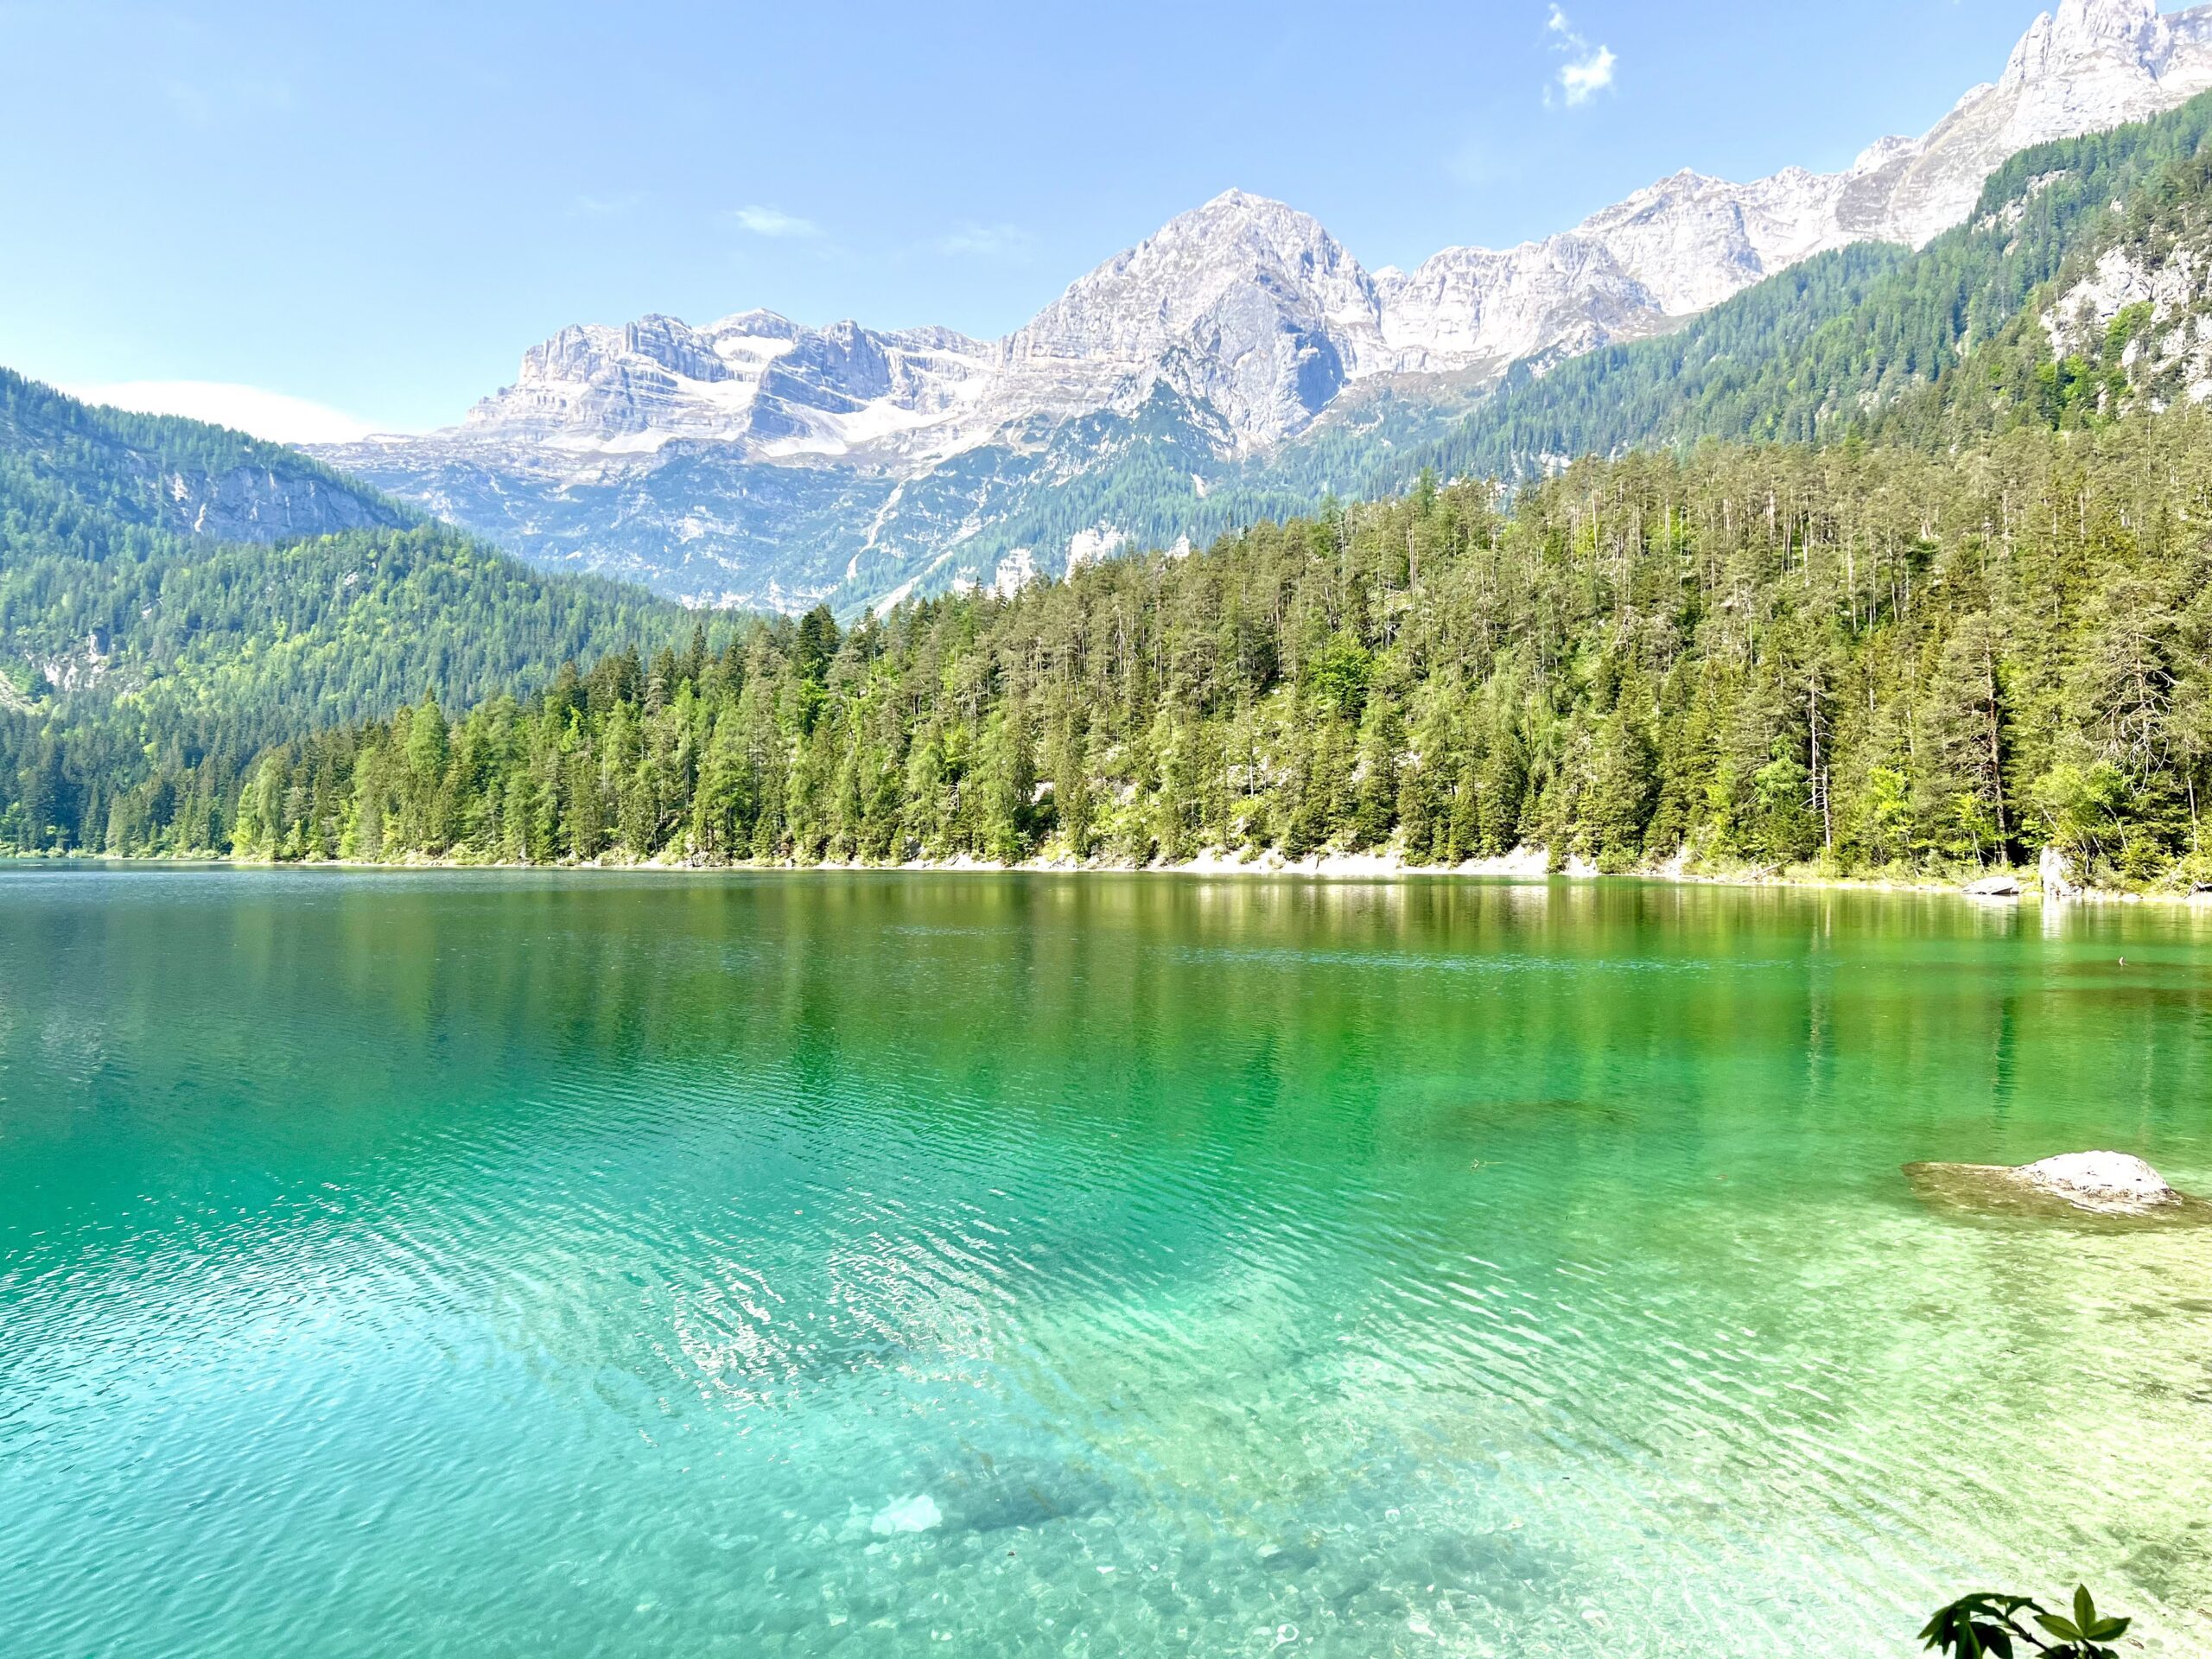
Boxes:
[203,412,2212,887]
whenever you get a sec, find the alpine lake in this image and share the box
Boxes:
[3,868,2209,1657]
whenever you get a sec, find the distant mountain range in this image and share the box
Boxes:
[315,0,2212,614]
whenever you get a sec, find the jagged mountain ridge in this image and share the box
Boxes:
[318,0,2212,613]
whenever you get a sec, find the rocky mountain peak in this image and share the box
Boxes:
[1159,188,1344,250]
[325,0,2212,613]
[2005,0,2170,84]
[2046,0,2167,59]
[435,2,2212,461]
[700,310,806,353]
[1863,0,2212,248]
[993,189,1388,447]
[1046,189,1371,315]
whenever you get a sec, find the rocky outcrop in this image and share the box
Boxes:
[2042,237,2212,408]
[1964,874,2024,897]
[160,463,410,543]
[2015,1150,2181,1210]
[1905,1150,2197,1219]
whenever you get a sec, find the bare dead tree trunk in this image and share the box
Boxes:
[1809,673,1832,855]
[1981,631,2011,853]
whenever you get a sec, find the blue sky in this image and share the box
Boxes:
[0,0,2120,436]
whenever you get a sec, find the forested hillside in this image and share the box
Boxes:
[22,87,2212,880]
[0,368,410,543]
[925,85,2212,590]
[1397,91,2212,482]
[213,411,2212,888]
[0,377,702,853]
[1891,146,2212,439]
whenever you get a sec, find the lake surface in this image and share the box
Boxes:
[3,870,2209,1657]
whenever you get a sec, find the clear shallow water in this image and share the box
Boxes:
[3,870,2209,1658]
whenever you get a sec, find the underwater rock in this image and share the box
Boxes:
[870,1454,1116,1537]
[1904,1150,2194,1220]
[869,1493,943,1535]
[939,1459,1115,1535]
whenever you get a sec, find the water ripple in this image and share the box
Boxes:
[1,870,2209,1656]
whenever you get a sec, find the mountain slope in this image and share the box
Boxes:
[1394,88,2212,481]
[2,367,410,543]
[1889,141,2212,432]
[318,0,2212,615]
[0,374,700,852]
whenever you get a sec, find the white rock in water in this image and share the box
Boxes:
[869,1493,943,1535]
[1964,874,2023,897]
[2016,1151,2180,1212]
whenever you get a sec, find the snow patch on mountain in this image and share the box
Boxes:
[988,549,1040,598]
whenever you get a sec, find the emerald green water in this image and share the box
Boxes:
[3,870,2210,1657]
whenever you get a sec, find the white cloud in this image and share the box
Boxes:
[730,205,822,238]
[1560,44,1617,103]
[60,380,388,444]
[1543,6,1617,107]
[934,221,1035,261]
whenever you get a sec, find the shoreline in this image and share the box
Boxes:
[10,845,2208,905]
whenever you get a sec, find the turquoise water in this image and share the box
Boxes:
[3,869,2209,1656]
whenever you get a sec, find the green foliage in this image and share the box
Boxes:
[127,408,2212,888]
[1307,632,1373,720]
[0,377,705,855]
[1921,1585,2131,1659]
